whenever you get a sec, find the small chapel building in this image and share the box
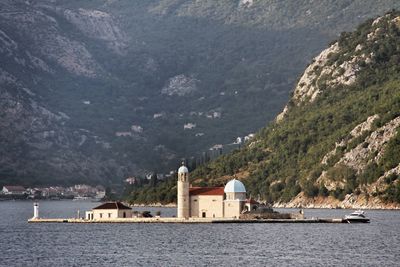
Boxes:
[177,163,253,219]
[85,202,132,220]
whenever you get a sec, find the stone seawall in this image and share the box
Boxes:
[28,217,346,224]
[240,212,304,220]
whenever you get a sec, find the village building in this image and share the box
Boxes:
[1,185,26,195]
[177,163,254,219]
[124,177,137,185]
[85,202,132,220]
[244,198,261,212]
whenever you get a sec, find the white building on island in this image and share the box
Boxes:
[177,163,251,219]
[83,164,254,220]
[85,202,132,220]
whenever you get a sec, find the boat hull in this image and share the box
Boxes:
[344,218,370,223]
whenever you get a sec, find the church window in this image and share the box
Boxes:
[100,213,103,218]
[108,213,111,218]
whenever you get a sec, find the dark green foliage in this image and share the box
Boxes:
[319,185,329,197]
[345,132,371,152]
[379,129,400,172]
[344,175,358,195]
[303,180,319,198]
[129,11,400,204]
[127,176,177,205]
[149,173,158,187]
[326,164,356,182]
[382,183,400,203]
[385,173,399,184]
[281,183,302,202]
[331,188,346,201]
[359,163,384,185]
[189,11,400,203]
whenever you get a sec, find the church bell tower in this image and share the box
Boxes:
[177,162,189,218]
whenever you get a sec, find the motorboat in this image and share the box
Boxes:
[344,210,370,223]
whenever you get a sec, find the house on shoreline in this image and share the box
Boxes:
[1,186,26,195]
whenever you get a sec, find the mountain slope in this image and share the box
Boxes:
[2,0,400,186]
[188,11,400,208]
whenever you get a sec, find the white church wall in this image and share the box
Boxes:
[190,195,224,218]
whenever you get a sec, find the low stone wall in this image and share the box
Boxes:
[239,211,304,220]
[28,217,345,223]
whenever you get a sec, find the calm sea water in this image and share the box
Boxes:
[1,200,399,267]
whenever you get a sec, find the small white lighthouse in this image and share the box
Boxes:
[177,162,189,218]
[33,202,39,219]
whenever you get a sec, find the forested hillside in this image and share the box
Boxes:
[129,11,400,208]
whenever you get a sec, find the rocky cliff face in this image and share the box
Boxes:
[191,11,400,209]
[275,13,400,209]
[0,7,102,77]
[2,0,400,187]
[0,1,130,185]
[62,8,128,55]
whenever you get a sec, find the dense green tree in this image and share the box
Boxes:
[128,11,400,204]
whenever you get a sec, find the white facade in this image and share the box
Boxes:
[2,186,26,195]
[176,165,247,219]
[33,202,39,219]
[91,209,131,220]
[177,164,190,218]
[223,179,246,218]
[85,202,132,220]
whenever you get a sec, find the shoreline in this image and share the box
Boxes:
[3,199,399,210]
[130,203,400,210]
[129,203,176,208]
[28,217,348,224]
[273,203,400,210]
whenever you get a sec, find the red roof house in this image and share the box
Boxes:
[2,186,26,195]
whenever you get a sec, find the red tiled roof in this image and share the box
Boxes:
[246,198,259,204]
[189,187,224,196]
[93,202,131,210]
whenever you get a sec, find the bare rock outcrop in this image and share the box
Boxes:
[368,164,400,194]
[63,8,128,55]
[0,9,102,77]
[161,74,198,96]
[293,42,340,103]
[276,13,389,123]
[339,116,400,172]
[321,114,379,165]
[275,192,400,209]
[238,0,254,8]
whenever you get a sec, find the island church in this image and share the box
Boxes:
[177,163,257,218]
